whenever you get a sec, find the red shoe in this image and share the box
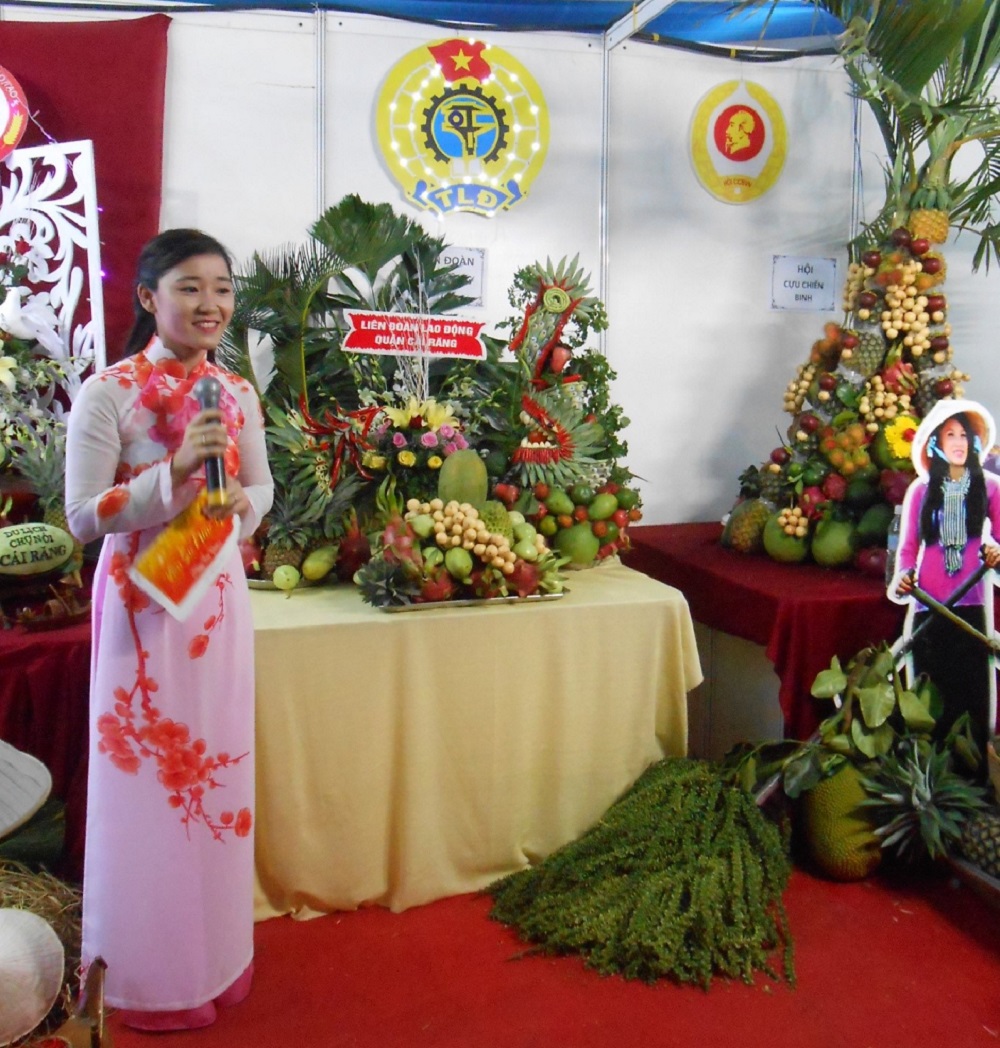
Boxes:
[119,1001,218,1031]
[214,961,254,1008]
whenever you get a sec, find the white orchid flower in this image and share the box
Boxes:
[0,286,64,357]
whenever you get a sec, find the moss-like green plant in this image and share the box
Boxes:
[488,757,793,988]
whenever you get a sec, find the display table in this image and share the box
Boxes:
[623,522,906,739]
[0,618,91,880]
[249,561,701,919]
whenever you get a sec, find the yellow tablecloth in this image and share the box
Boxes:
[249,560,701,919]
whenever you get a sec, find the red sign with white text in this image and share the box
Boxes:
[344,311,486,359]
[0,66,28,161]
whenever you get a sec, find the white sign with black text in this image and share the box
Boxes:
[771,255,837,312]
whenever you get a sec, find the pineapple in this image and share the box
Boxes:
[909,182,951,245]
[353,557,418,607]
[958,807,1000,879]
[909,208,950,245]
[758,464,790,506]
[845,329,886,379]
[12,419,83,571]
[859,740,989,862]
[721,498,771,554]
[260,477,325,579]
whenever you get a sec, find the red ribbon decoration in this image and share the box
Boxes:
[298,395,380,488]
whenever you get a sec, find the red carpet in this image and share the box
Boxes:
[107,863,1000,1048]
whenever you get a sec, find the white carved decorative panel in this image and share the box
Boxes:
[0,138,105,376]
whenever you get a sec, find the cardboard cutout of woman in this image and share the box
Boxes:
[888,398,1000,756]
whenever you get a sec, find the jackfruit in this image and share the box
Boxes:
[800,762,882,881]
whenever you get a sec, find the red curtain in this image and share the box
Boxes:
[0,14,169,364]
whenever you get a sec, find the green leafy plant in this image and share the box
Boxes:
[730,642,946,801]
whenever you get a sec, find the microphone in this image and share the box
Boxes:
[192,376,227,508]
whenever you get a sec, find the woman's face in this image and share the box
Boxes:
[938,418,969,467]
[137,253,233,363]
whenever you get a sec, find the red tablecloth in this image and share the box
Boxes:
[0,619,91,881]
[623,522,907,739]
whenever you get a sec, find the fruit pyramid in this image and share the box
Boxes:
[724,214,972,574]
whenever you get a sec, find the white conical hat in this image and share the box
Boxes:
[0,908,65,1045]
[0,739,52,839]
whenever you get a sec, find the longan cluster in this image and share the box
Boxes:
[405,498,517,574]
[877,269,932,353]
[858,377,913,430]
[777,505,808,538]
[841,260,868,312]
[783,361,819,416]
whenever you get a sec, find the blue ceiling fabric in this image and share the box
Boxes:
[0,0,844,55]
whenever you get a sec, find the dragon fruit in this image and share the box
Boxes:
[336,508,372,582]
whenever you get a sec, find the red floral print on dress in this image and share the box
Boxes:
[95,536,250,841]
[186,574,229,660]
[98,486,130,520]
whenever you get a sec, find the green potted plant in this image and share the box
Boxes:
[729,642,989,879]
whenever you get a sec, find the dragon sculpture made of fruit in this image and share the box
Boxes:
[723,0,1000,576]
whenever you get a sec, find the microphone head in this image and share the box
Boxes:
[192,376,222,411]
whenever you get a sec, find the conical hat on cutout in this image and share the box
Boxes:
[910,398,997,480]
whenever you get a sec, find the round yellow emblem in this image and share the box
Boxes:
[375,38,549,217]
[690,81,786,204]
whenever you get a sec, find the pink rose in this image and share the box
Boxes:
[392,431,407,448]
[420,431,439,448]
[438,424,455,439]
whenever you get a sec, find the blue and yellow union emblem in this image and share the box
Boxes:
[375,38,548,218]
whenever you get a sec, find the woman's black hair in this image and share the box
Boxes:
[122,228,233,358]
[920,412,988,543]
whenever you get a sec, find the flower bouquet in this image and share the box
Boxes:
[362,396,471,504]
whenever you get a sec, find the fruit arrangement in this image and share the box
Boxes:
[724,219,971,575]
[486,477,643,568]
[353,496,567,607]
[221,198,640,592]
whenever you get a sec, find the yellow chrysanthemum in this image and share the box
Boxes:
[0,355,17,392]
[885,414,920,459]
